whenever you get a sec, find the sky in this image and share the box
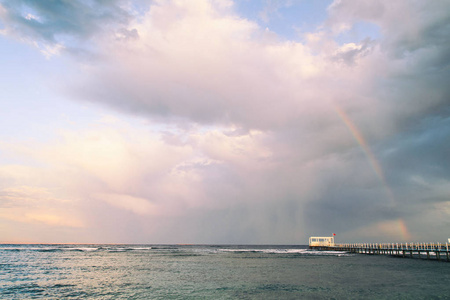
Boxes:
[0,0,449,244]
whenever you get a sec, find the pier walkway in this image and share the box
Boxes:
[311,242,450,262]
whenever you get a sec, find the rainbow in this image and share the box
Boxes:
[334,105,395,203]
[334,105,412,241]
[397,218,412,241]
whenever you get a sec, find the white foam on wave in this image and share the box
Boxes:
[218,248,304,254]
[107,248,127,252]
[105,247,153,252]
[32,247,60,251]
[65,247,99,252]
[0,246,30,251]
[0,246,98,252]
[129,247,153,250]
[306,250,351,256]
[218,248,352,256]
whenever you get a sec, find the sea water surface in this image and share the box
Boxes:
[1,244,449,299]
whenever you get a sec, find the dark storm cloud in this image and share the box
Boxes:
[383,115,450,182]
[0,0,132,53]
[302,111,450,242]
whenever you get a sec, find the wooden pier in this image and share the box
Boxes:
[311,242,450,262]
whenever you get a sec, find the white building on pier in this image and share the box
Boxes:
[309,236,335,247]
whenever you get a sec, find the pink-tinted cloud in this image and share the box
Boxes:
[0,0,449,243]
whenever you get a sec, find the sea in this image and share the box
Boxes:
[1,244,449,299]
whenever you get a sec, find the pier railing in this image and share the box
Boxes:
[311,242,450,262]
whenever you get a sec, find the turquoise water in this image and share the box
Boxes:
[1,244,449,299]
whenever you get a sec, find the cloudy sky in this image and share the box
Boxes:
[0,0,449,244]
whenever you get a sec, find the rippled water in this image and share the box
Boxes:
[1,244,449,299]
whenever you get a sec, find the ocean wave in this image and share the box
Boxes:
[150,246,179,250]
[0,248,23,251]
[0,245,351,256]
[37,248,62,252]
[106,247,153,252]
[0,246,158,252]
[65,247,99,252]
[218,248,351,256]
